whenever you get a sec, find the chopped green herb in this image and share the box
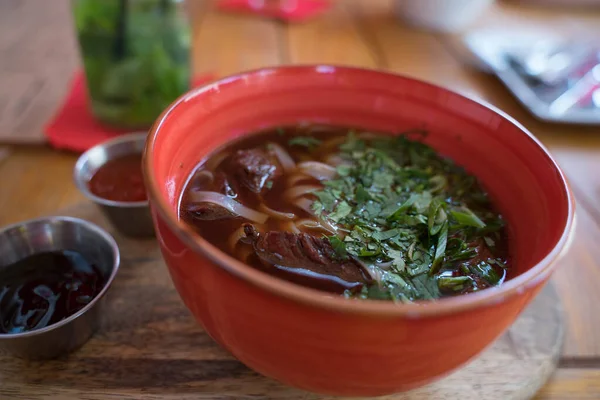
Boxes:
[355,185,371,204]
[387,195,417,221]
[288,136,321,149]
[429,222,448,276]
[411,273,441,300]
[328,236,348,258]
[450,207,486,229]
[470,261,502,285]
[307,130,508,301]
[438,276,473,292]
[372,229,400,241]
[428,199,447,235]
[328,201,352,222]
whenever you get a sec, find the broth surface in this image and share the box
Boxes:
[179,125,509,301]
[89,153,146,202]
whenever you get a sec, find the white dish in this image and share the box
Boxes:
[393,0,495,33]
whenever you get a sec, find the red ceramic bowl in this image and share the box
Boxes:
[143,66,574,396]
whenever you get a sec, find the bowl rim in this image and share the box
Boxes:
[74,132,149,208]
[143,65,576,317]
[0,216,120,339]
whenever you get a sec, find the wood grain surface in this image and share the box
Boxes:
[0,202,564,400]
[0,146,10,164]
[1,0,599,398]
[0,0,78,144]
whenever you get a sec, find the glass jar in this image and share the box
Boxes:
[73,0,191,129]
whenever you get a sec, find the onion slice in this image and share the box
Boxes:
[269,142,296,172]
[189,191,268,224]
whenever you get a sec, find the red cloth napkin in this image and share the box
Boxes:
[217,0,330,22]
[44,72,215,152]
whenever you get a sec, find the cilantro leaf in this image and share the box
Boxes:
[355,184,370,204]
[429,222,448,276]
[450,207,486,229]
[328,201,352,222]
[314,191,336,213]
[303,128,507,302]
[410,274,441,300]
[328,236,348,258]
[438,276,472,292]
[288,136,321,149]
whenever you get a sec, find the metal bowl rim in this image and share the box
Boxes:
[73,132,149,208]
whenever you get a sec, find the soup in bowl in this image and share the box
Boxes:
[143,66,574,396]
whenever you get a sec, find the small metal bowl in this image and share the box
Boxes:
[0,216,120,359]
[74,132,155,238]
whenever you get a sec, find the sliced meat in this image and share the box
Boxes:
[244,225,370,292]
[229,148,281,194]
[183,202,236,221]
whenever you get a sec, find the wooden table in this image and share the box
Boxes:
[1,1,599,398]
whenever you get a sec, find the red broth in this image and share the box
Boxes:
[178,125,509,301]
[89,154,146,202]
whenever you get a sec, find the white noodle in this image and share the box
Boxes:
[284,184,322,200]
[190,170,214,186]
[365,264,382,282]
[268,142,296,172]
[297,161,337,181]
[205,151,230,171]
[228,226,247,251]
[375,261,393,270]
[295,219,336,235]
[237,246,254,263]
[259,203,296,220]
[323,154,344,166]
[294,197,315,214]
[358,132,379,140]
[319,136,347,152]
[284,221,301,234]
[189,191,268,224]
[286,172,312,187]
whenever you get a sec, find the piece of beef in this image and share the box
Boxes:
[244,225,370,292]
[229,149,280,194]
[183,202,235,221]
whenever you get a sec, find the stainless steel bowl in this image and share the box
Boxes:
[0,216,120,359]
[74,132,155,238]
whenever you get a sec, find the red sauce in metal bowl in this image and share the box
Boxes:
[88,154,146,202]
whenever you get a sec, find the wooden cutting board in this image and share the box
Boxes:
[0,0,78,144]
[0,201,564,400]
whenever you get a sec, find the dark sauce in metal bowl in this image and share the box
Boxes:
[0,250,105,334]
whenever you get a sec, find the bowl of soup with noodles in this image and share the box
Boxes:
[143,66,574,396]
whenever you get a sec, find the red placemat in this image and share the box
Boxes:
[44,72,215,152]
[217,0,331,22]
